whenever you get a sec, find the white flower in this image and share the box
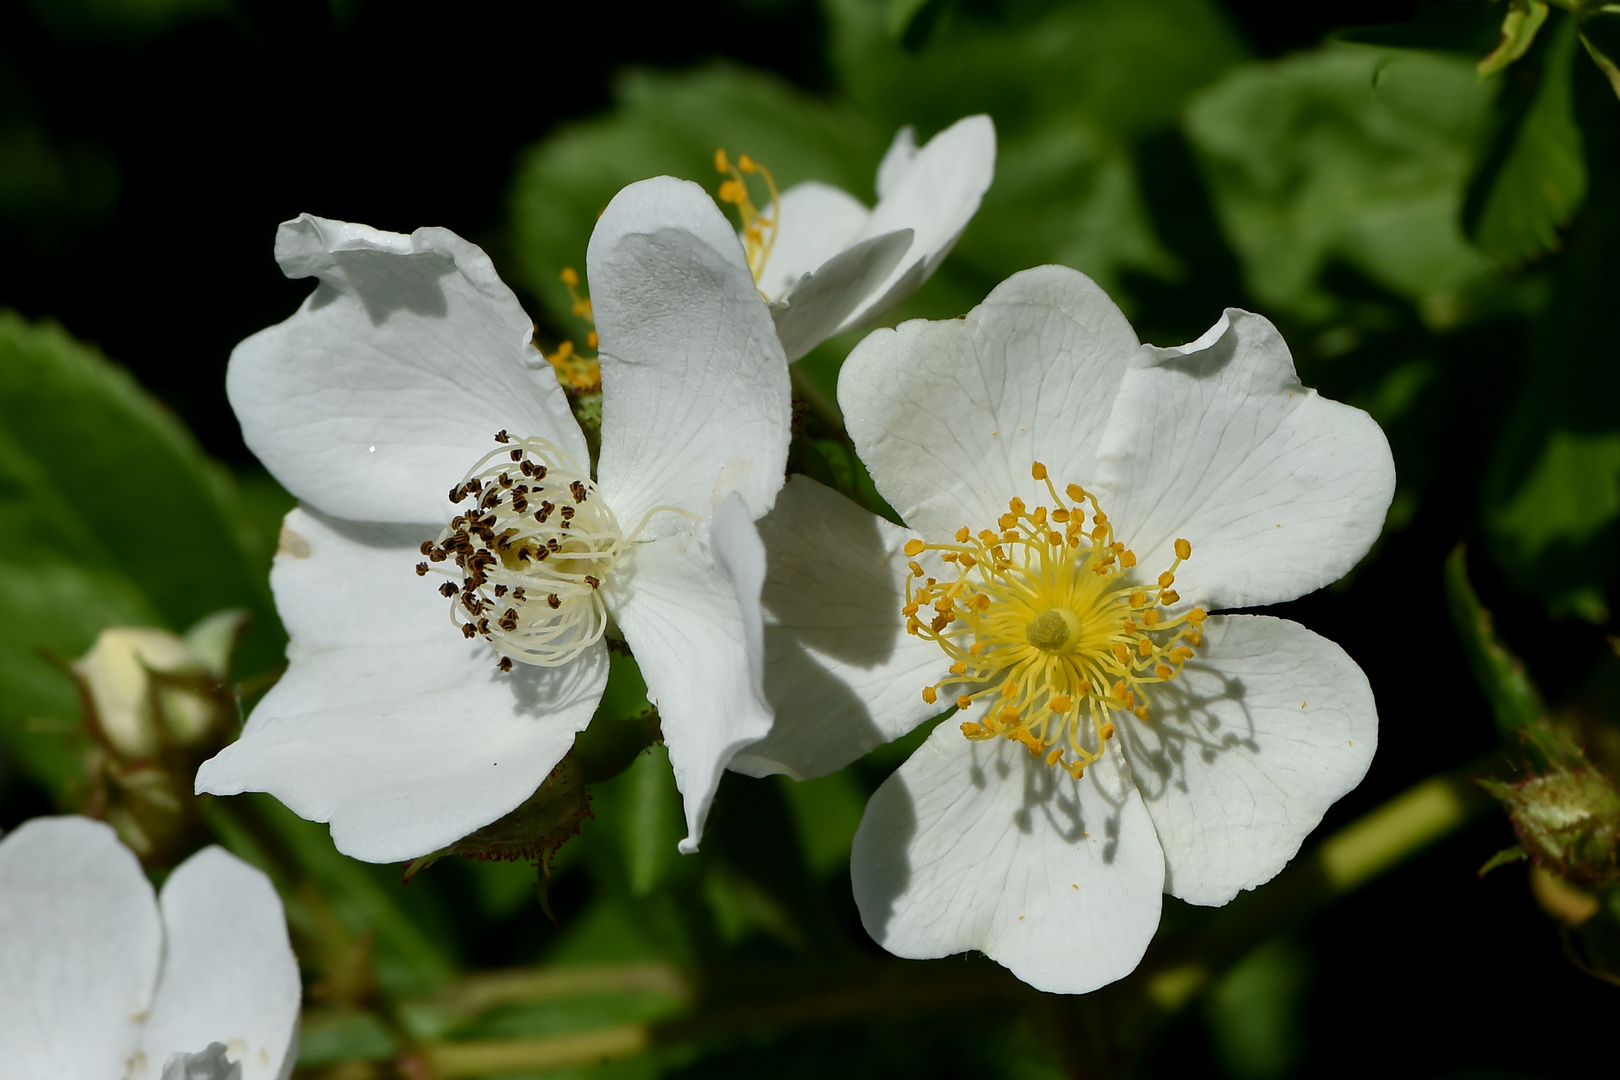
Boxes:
[0,816,299,1079]
[739,266,1394,993]
[195,178,790,861]
[740,114,995,361]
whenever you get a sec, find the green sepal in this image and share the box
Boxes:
[1442,544,1547,735]
[1479,0,1550,78]
[1478,844,1529,876]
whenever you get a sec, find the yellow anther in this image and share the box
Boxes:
[1120,550,1136,568]
[737,154,757,174]
[553,340,574,360]
[1032,506,1047,525]
[1045,747,1063,766]
[714,148,730,174]
[1175,538,1192,560]
[1048,531,1063,546]
[586,330,599,349]
[560,266,579,287]
[1051,508,1070,523]
[1050,695,1073,713]
[908,561,923,577]
[1161,590,1180,605]
[1032,462,1048,480]
[923,686,938,705]
[1113,642,1131,665]
[1155,663,1172,680]
[1066,484,1085,501]
[1138,638,1154,656]
[957,695,974,710]
[968,642,985,655]
[1008,497,1026,515]
[1001,680,1018,698]
[997,513,1016,531]
[1129,591,1148,608]
[955,526,970,543]
[1158,571,1175,588]
[1187,608,1207,623]
[904,538,925,557]
[950,661,967,675]
[1101,723,1116,740]
[1169,646,1195,663]
[1133,705,1150,720]
[1141,609,1160,626]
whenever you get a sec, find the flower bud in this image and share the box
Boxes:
[1479,767,1620,887]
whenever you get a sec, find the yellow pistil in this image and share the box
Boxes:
[714,147,779,286]
[907,462,1207,779]
[546,267,601,392]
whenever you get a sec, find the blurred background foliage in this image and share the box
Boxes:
[1,0,1618,1076]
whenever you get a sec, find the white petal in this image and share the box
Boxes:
[839,114,997,331]
[138,848,300,1080]
[1122,615,1377,906]
[0,816,160,1075]
[757,181,872,301]
[851,724,1164,994]
[771,230,914,363]
[160,1043,244,1080]
[589,178,791,535]
[733,475,946,780]
[840,264,1140,542]
[1094,310,1396,611]
[195,508,608,863]
[227,214,584,525]
[606,495,774,853]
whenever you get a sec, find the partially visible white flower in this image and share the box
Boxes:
[0,816,300,1079]
[196,178,790,862]
[733,114,995,361]
[741,265,1394,993]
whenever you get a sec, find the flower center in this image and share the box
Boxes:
[903,462,1207,779]
[417,433,623,670]
[714,147,779,287]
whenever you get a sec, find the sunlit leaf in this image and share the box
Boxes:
[1186,45,1496,321]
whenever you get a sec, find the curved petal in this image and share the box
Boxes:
[852,724,1164,994]
[138,848,300,1080]
[733,475,947,780]
[840,264,1140,542]
[227,214,584,525]
[0,816,160,1075]
[771,230,913,364]
[840,114,997,331]
[589,178,791,535]
[758,181,871,301]
[195,508,608,863]
[605,494,773,853]
[1121,614,1378,906]
[1094,310,1396,611]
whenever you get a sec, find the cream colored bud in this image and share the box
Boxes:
[71,623,229,759]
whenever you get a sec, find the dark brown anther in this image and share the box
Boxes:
[512,493,528,513]
[499,609,518,631]
[449,485,467,504]
[520,460,534,476]
[477,618,490,635]
[585,575,600,589]
[560,506,575,521]
[536,501,554,523]
[514,484,528,494]
[461,622,477,639]
[499,472,513,488]
[419,540,434,556]
[495,430,510,443]
[512,587,526,601]
[534,547,549,561]
[439,582,459,598]
[498,656,513,672]
[494,584,508,597]
[547,538,561,552]
[415,562,429,576]
[570,480,587,503]
[509,448,523,462]
[534,465,547,480]
[468,477,483,493]
[547,594,561,609]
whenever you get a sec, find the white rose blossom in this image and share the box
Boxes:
[196,178,790,861]
[0,816,299,1079]
[738,265,1394,993]
[727,114,995,362]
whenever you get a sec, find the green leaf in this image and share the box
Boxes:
[1186,45,1497,322]
[0,313,280,675]
[1442,545,1546,735]
[1580,24,1620,101]
[1467,16,1586,265]
[1491,429,1620,565]
[507,63,886,327]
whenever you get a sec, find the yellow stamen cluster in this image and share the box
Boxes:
[546,267,601,392]
[714,148,779,286]
[904,463,1207,779]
